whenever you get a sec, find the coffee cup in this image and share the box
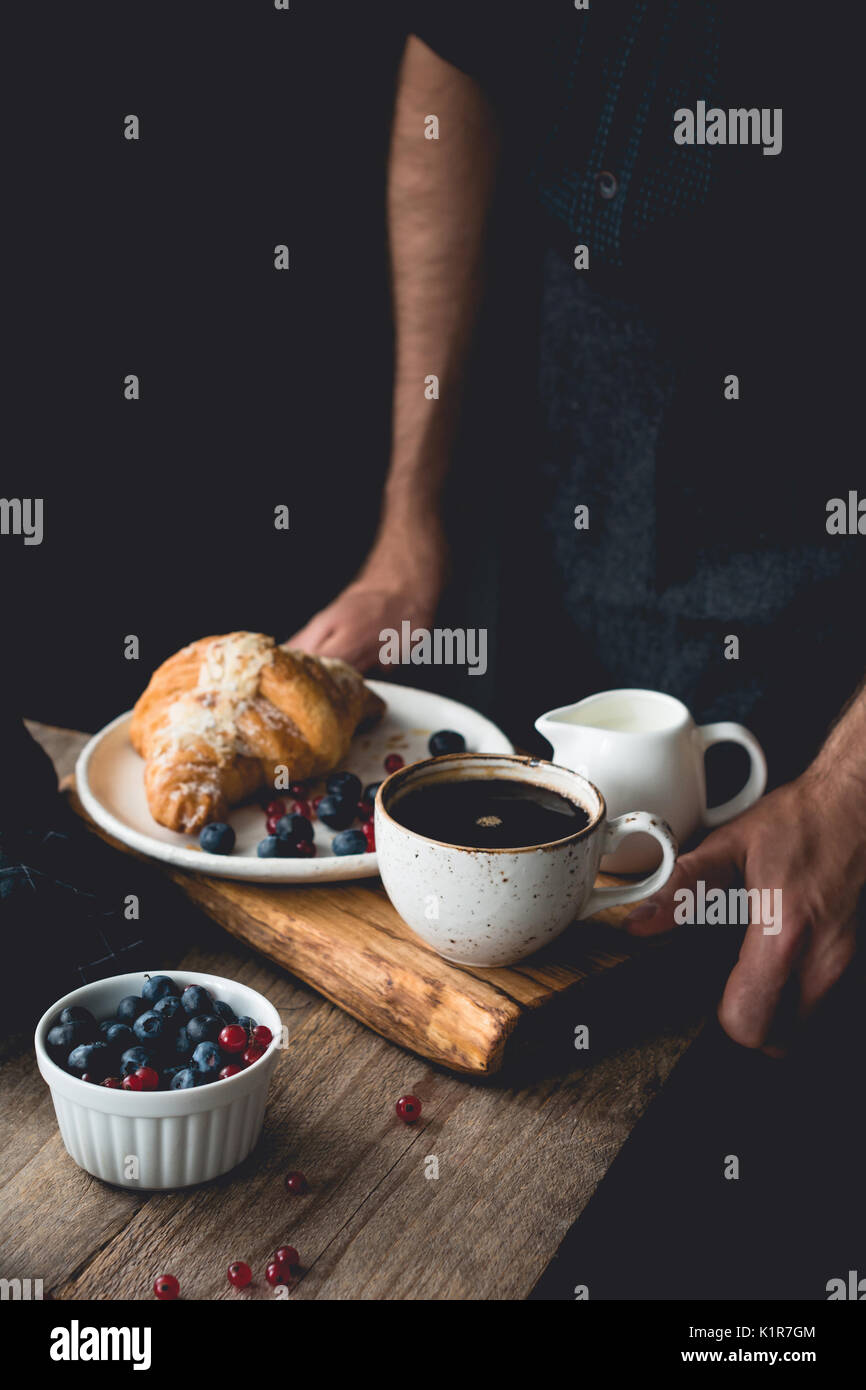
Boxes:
[535,688,767,872]
[374,752,677,968]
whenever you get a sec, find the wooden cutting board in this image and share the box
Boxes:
[67,784,649,1076]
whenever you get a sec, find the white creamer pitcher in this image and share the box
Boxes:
[535,689,767,872]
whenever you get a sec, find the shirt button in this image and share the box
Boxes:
[596,170,618,200]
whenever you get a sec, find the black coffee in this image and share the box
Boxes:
[390,777,590,849]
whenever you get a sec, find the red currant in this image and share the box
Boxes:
[395,1094,422,1123]
[291,799,312,820]
[294,840,316,858]
[227,1261,252,1288]
[274,1245,300,1269]
[153,1273,179,1300]
[219,1064,243,1080]
[265,1261,288,1287]
[266,815,281,835]
[356,800,373,822]
[242,1044,265,1067]
[81,1073,94,1084]
[219,1024,248,1053]
[362,820,376,851]
[102,1076,121,1089]
[312,795,324,814]
[384,753,404,774]
[266,799,286,818]
[285,1170,308,1195]
[252,1025,273,1048]
[124,1066,159,1092]
[289,783,308,800]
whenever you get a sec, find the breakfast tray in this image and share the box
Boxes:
[67,785,652,1075]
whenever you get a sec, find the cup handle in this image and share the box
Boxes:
[582,813,679,917]
[698,722,768,828]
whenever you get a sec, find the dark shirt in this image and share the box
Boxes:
[412,1,863,785]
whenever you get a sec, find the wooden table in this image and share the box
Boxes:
[0,725,706,1301]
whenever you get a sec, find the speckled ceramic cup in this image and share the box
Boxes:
[375,753,678,967]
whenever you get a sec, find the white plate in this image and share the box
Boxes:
[75,681,514,882]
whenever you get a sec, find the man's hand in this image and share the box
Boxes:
[287,519,446,671]
[624,771,865,1054]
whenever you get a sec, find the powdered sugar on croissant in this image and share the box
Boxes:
[130,632,385,834]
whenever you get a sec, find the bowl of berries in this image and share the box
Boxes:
[34,971,282,1190]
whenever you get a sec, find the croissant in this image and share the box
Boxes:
[130,633,385,834]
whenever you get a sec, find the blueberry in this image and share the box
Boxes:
[171,1025,193,1060]
[275,813,313,844]
[102,1022,134,1051]
[67,1040,111,1078]
[199,822,236,855]
[170,1067,198,1090]
[332,828,367,856]
[257,835,290,858]
[116,995,147,1024]
[326,771,362,802]
[191,1041,222,1081]
[59,1005,97,1033]
[133,1010,166,1045]
[181,985,214,1017]
[236,1015,257,1035]
[120,1045,156,1077]
[186,1014,223,1045]
[213,999,237,1024]
[428,729,466,757]
[161,1065,185,1087]
[316,795,355,830]
[362,782,383,805]
[47,1021,88,1061]
[153,995,183,1021]
[142,974,179,1005]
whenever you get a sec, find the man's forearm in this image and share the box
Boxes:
[381,36,499,535]
[808,679,866,802]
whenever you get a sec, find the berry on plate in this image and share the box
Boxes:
[257,835,289,858]
[199,822,236,855]
[332,828,367,856]
[326,771,361,802]
[428,729,466,757]
[316,794,355,831]
[276,812,313,843]
[362,782,383,805]
[361,820,375,851]
[384,753,404,774]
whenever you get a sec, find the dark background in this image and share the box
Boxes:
[4,1,864,1307]
[7,2,412,731]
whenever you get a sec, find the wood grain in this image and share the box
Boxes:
[0,725,705,1302]
[61,731,651,1074]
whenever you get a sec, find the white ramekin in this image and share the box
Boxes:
[35,970,282,1190]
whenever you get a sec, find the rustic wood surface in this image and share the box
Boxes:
[0,724,706,1301]
[63,785,649,1076]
